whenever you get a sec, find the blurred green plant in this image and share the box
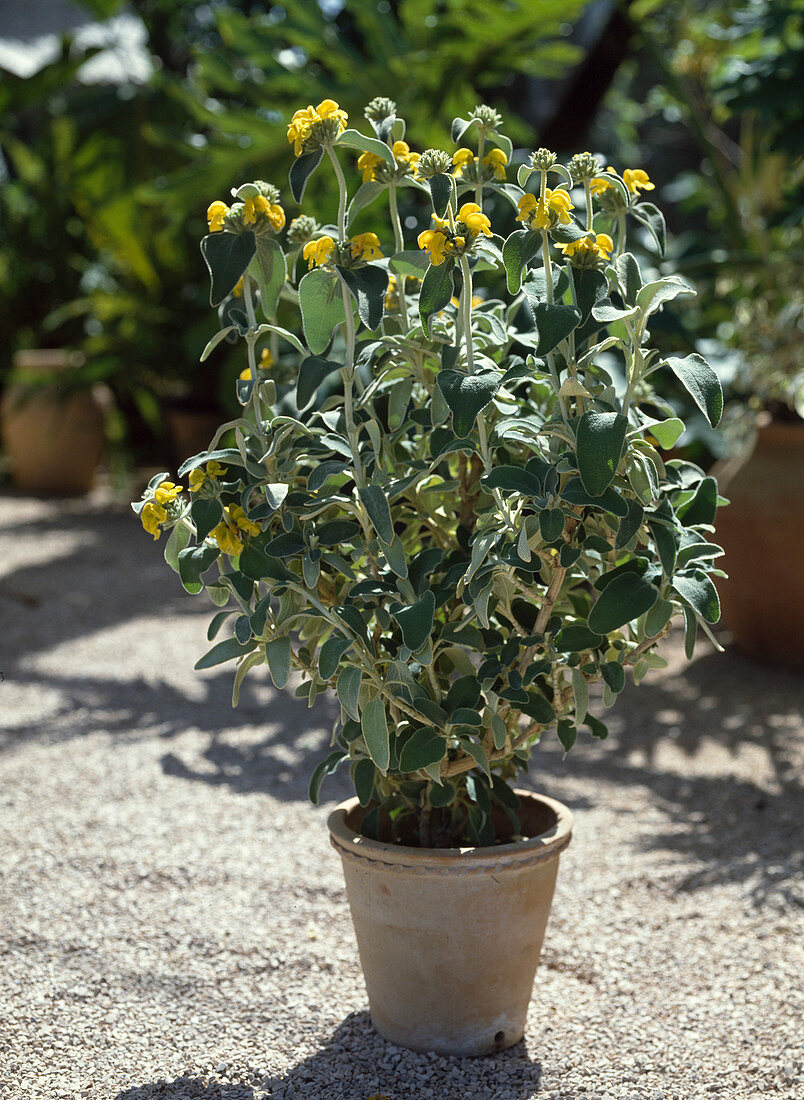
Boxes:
[1,0,598,462]
[597,0,803,444]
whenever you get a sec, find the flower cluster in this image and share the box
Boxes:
[210,505,260,557]
[418,202,491,266]
[287,99,348,156]
[560,233,614,268]
[302,232,384,269]
[358,141,420,183]
[452,147,508,182]
[516,188,574,231]
[139,480,183,540]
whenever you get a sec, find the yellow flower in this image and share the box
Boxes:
[516,188,573,230]
[260,348,274,369]
[189,461,227,493]
[560,233,615,267]
[229,504,260,537]
[457,202,492,237]
[210,505,260,556]
[242,196,286,231]
[417,227,450,266]
[302,235,336,269]
[357,151,384,182]
[287,106,319,156]
[350,232,383,261]
[452,147,475,176]
[316,99,348,128]
[207,201,229,232]
[141,500,167,540]
[392,141,419,171]
[589,176,614,198]
[482,148,508,179]
[153,480,183,505]
[210,519,241,557]
[622,168,655,195]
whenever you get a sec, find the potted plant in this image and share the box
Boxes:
[133,99,724,1056]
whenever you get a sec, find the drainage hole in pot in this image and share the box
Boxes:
[494,1031,505,1047]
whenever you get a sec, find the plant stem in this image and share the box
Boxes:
[326,145,348,242]
[584,179,593,232]
[338,277,365,490]
[388,182,407,323]
[541,229,569,425]
[242,273,264,437]
[458,254,475,374]
[475,128,485,210]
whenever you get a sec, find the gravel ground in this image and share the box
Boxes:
[0,489,802,1100]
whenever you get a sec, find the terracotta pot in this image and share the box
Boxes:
[715,419,804,670]
[328,790,572,1056]
[165,406,221,466]
[1,350,107,495]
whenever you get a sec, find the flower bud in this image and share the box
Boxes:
[416,148,453,179]
[530,148,557,171]
[253,180,281,203]
[471,104,503,130]
[287,215,321,247]
[569,152,602,184]
[364,96,397,122]
[308,115,343,147]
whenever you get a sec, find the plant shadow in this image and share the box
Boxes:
[261,1011,543,1100]
[114,1079,256,1100]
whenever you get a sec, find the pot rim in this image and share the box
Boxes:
[328,789,572,874]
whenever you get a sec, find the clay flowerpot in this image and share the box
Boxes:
[1,350,107,495]
[328,790,572,1056]
[715,418,804,670]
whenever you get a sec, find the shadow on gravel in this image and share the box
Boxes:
[263,1011,543,1100]
[114,1078,255,1099]
[0,504,200,665]
[533,645,803,908]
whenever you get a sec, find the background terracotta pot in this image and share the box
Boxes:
[1,350,107,495]
[328,790,573,1057]
[715,418,804,670]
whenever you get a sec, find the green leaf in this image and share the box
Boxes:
[362,696,390,773]
[645,597,674,637]
[557,720,577,753]
[419,259,455,337]
[389,250,430,279]
[631,201,666,254]
[437,368,502,437]
[585,714,609,740]
[337,128,395,165]
[251,236,286,320]
[529,301,581,356]
[571,667,588,725]
[200,231,257,307]
[614,252,643,305]
[554,624,604,652]
[430,780,456,806]
[600,661,626,693]
[502,229,540,293]
[392,590,436,653]
[676,541,724,569]
[194,636,255,670]
[592,298,639,324]
[540,508,565,543]
[190,498,223,544]
[483,465,543,496]
[576,412,628,498]
[299,267,347,355]
[398,728,447,772]
[588,571,659,634]
[297,356,341,410]
[164,520,191,574]
[337,264,388,329]
[317,520,361,545]
[561,477,629,517]
[429,173,452,217]
[461,738,491,778]
[308,749,346,805]
[200,326,236,362]
[346,180,387,227]
[664,354,723,428]
[673,572,721,624]
[360,485,394,543]
[636,276,694,316]
[353,758,376,807]
[572,267,608,320]
[319,636,352,680]
[265,636,292,688]
[177,544,219,594]
[645,417,685,449]
[289,148,323,203]
[521,691,556,725]
[615,498,644,549]
[648,520,677,576]
[337,666,362,721]
[677,477,718,527]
